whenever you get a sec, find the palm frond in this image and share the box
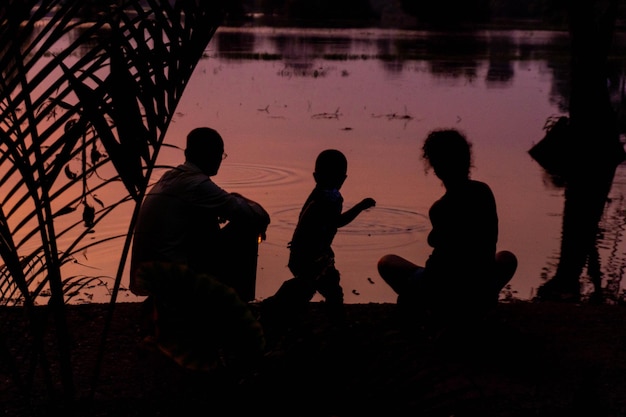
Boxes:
[0,0,227,405]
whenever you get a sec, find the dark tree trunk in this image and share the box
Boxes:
[550,0,625,301]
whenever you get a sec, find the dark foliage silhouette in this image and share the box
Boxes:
[0,0,226,409]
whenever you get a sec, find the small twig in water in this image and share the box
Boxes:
[312,107,341,119]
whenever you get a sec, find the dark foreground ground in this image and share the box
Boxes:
[2,301,626,416]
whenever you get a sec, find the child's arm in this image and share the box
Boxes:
[337,197,376,227]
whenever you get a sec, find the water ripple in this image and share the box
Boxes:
[219,163,304,188]
[267,205,429,251]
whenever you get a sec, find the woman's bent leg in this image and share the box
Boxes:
[377,254,421,295]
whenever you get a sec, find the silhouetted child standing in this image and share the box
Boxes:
[262,149,375,327]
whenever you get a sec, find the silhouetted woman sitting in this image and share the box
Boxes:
[377,129,517,336]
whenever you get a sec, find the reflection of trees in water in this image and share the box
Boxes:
[547,41,626,130]
[270,33,353,60]
[597,192,626,302]
[208,27,626,115]
[67,21,114,56]
[546,59,570,113]
[377,38,405,74]
[424,32,488,58]
[609,61,626,134]
[428,60,479,81]
[485,35,514,87]
[422,32,487,82]
[486,61,513,86]
[215,30,256,57]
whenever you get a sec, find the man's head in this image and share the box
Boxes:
[313,149,348,189]
[185,127,224,176]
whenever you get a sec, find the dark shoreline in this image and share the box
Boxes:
[2,301,626,416]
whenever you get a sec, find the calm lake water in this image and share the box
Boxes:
[56,26,626,305]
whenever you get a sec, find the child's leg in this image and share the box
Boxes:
[316,266,343,303]
[259,276,316,336]
[269,276,316,309]
[315,266,345,323]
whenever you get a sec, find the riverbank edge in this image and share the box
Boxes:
[2,301,626,416]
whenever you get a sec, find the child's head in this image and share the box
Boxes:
[313,149,348,189]
[422,129,473,183]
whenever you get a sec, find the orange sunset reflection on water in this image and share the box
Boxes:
[47,26,626,305]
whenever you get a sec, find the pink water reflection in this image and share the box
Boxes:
[62,27,626,304]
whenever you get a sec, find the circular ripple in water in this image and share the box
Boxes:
[269,205,429,250]
[218,163,304,188]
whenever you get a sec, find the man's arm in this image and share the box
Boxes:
[227,192,271,235]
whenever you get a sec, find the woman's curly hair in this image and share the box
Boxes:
[422,128,473,176]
